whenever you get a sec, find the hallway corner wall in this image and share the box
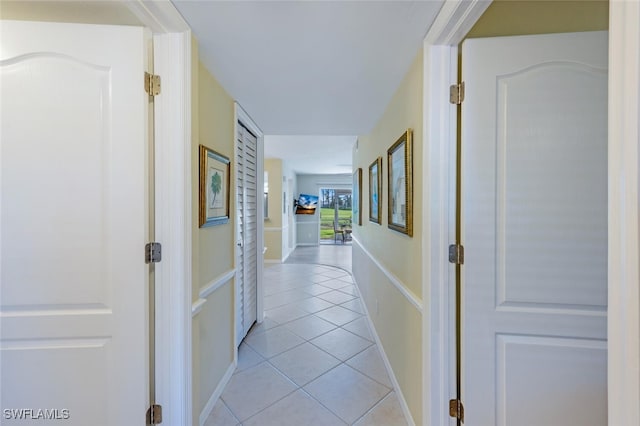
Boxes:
[264,158,283,262]
[263,157,296,263]
[191,36,236,426]
[352,47,424,424]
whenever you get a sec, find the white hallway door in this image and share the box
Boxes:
[461,32,608,425]
[236,122,258,344]
[1,21,150,424]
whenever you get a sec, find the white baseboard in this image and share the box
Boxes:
[352,274,417,426]
[198,362,236,426]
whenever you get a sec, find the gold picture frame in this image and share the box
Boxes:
[369,157,382,224]
[199,145,230,227]
[353,168,362,226]
[387,129,413,236]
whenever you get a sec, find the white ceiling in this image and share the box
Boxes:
[172,0,444,172]
[264,135,357,175]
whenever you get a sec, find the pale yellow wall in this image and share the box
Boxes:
[264,159,283,261]
[466,0,608,39]
[353,245,423,422]
[352,48,424,424]
[197,283,234,410]
[191,37,236,424]
[197,63,235,281]
[355,49,423,297]
[264,159,283,228]
[263,230,282,261]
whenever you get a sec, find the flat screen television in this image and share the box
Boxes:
[295,194,318,215]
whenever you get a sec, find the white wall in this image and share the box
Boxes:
[282,160,296,260]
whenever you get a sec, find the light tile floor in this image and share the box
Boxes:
[206,262,408,425]
[285,244,353,273]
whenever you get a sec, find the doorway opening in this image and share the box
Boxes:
[455,2,609,421]
[319,188,352,244]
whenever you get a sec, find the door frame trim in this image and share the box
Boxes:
[421,1,640,425]
[126,2,193,425]
[317,184,352,245]
[152,32,192,426]
[607,1,640,424]
[233,102,265,355]
[421,3,491,424]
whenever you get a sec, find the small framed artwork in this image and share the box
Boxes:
[387,129,413,236]
[369,157,382,224]
[199,145,230,227]
[353,168,362,226]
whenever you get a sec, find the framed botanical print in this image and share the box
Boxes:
[387,129,413,236]
[199,145,230,227]
[369,157,382,224]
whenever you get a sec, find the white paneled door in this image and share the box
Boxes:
[1,21,149,424]
[236,123,258,344]
[461,32,608,425]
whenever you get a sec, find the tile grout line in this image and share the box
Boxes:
[349,388,396,425]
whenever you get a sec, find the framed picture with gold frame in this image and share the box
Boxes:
[199,145,230,227]
[353,168,362,226]
[387,129,413,236]
[369,157,382,224]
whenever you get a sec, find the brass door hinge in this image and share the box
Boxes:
[449,399,464,422]
[148,404,162,424]
[450,82,465,105]
[145,72,161,97]
[449,244,464,265]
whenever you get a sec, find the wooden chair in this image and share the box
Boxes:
[333,221,344,243]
